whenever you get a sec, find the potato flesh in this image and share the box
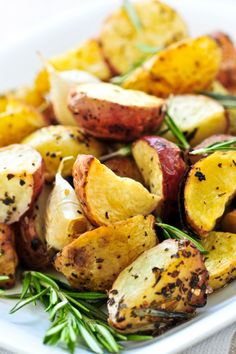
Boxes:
[123,36,222,98]
[100,0,188,74]
[108,239,208,332]
[104,157,143,183]
[202,232,236,290]
[22,125,106,181]
[73,155,159,226]
[0,224,18,288]
[54,215,157,291]
[0,144,43,224]
[184,151,236,236]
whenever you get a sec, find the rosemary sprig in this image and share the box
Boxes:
[99,145,131,162]
[0,275,9,281]
[156,219,207,254]
[111,58,146,85]
[0,271,149,353]
[200,91,236,108]
[164,112,190,150]
[123,0,142,32]
[135,43,163,54]
[190,137,236,155]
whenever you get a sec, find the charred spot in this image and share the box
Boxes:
[194,171,206,181]
[218,163,222,168]
[108,297,115,306]
[7,174,14,180]
[19,179,26,186]
[189,273,199,289]
[1,193,15,206]
[69,247,88,267]
[71,272,78,279]
[110,289,118,295]
[31,238,41,251]
[96,258,104,263]
[105,211,109,219]
[168,270,180,278]
[181,250,192,258]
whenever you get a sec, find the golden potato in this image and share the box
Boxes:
[0,99,47,147]
[202,231,236,290]
[104,157,143,183]
[34,39,111,95]
[123,36,222,98]
[54,215,157,291]
[161,95,228,146]
[108,239,208,333]
[22,125,107,181]
[183,151,236,236]
[0,224,18,289]
[100,0,188,74]
[68,82,164,141]
[73,155,159,226]
[7,86,45,107]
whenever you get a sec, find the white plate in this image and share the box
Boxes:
[0,1,236,353]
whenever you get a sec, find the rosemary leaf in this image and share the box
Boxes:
[111,57,146,85]
[125,334,153,341]
[200,91,236,108]
[10,288,49,314]
[190,137,236,155]
[164,112,190,150]
[135,43,163,54]
[123,0,142,32]
[99,145,131,162]
[0,275,9,281]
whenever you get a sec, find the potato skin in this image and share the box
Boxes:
[123,36,222,98]
[108,239,208,333]
[22,125,107,181]
[202,231,236,290]
[210,32,236,93]
[132,136,186,219]
[221,209,236,233]
[0,224,18,289]
[68,83,164,141]
[104,157,143,183]
[54,215,157,291]
[73,155,159,226]
[183,151,236,236]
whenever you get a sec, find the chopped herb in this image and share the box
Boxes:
[123,0,142,32]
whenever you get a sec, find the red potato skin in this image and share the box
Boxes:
[68,90,165,141]
[104,157,144,183]
[133,136,187,220]
[210,32,236,92]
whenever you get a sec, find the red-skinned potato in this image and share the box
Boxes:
[16,184,51,270]
[0,144,44,224]
[0,223,18,289]
[68,83,164,141]
[132,136,186,219]
[73,155,159,226]
[210,32,236,93]
[104,157,144,183]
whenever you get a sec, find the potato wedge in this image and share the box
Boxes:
[0,224,18,289]
[17,184,51,270]
[210,32,236,93]
[160,95,228,146]
[183,151,236,236]
[35,39,111,95]
[22,125,107,181]
[68,83,164,141]
[202,231,236,290]
[108,239,208,333]
[104,157,143,183]
[7,86,45,107]
[0,99,47,147]
[100,0,188,74]
[54,215,157,291]
[73,155,159,226]
[0,144,44,224]
[49,68,100,126]
[45,160,91,250]
[221,209,236,233]
[123,36,222,98]
[132,136,186,219]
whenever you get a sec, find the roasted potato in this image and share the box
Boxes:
[35,39,111,95]
[123,36,222,98]
[22,125,107,181]
[7,86,45,107]
[0,224,18,289]
[45,160,91,251]
[104,157,143,183]
[108,239,208,333]
[73,155,159,226]
[221,209,236,233]
[132,136,186,219]
[0,98,48,147]
[17,185,51,270]
[100,0,188,74]
[68,83,164,141]
[160,95,228,146]
[54,215,157,291]
[183,151,236,236]
[49,68,100,125]
[210,32,236,93]
[202,231,236,290]
[0,144,44,224]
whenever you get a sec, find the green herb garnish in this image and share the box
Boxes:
[190,137,236,155]
[99,145,131,162]
[156,219,207,254]
[0,275,9,281]
[135,43,163,54]
[164,112,190,150]
[111,57,146,85]
[200,92,236,108]
[123,0,142,32]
